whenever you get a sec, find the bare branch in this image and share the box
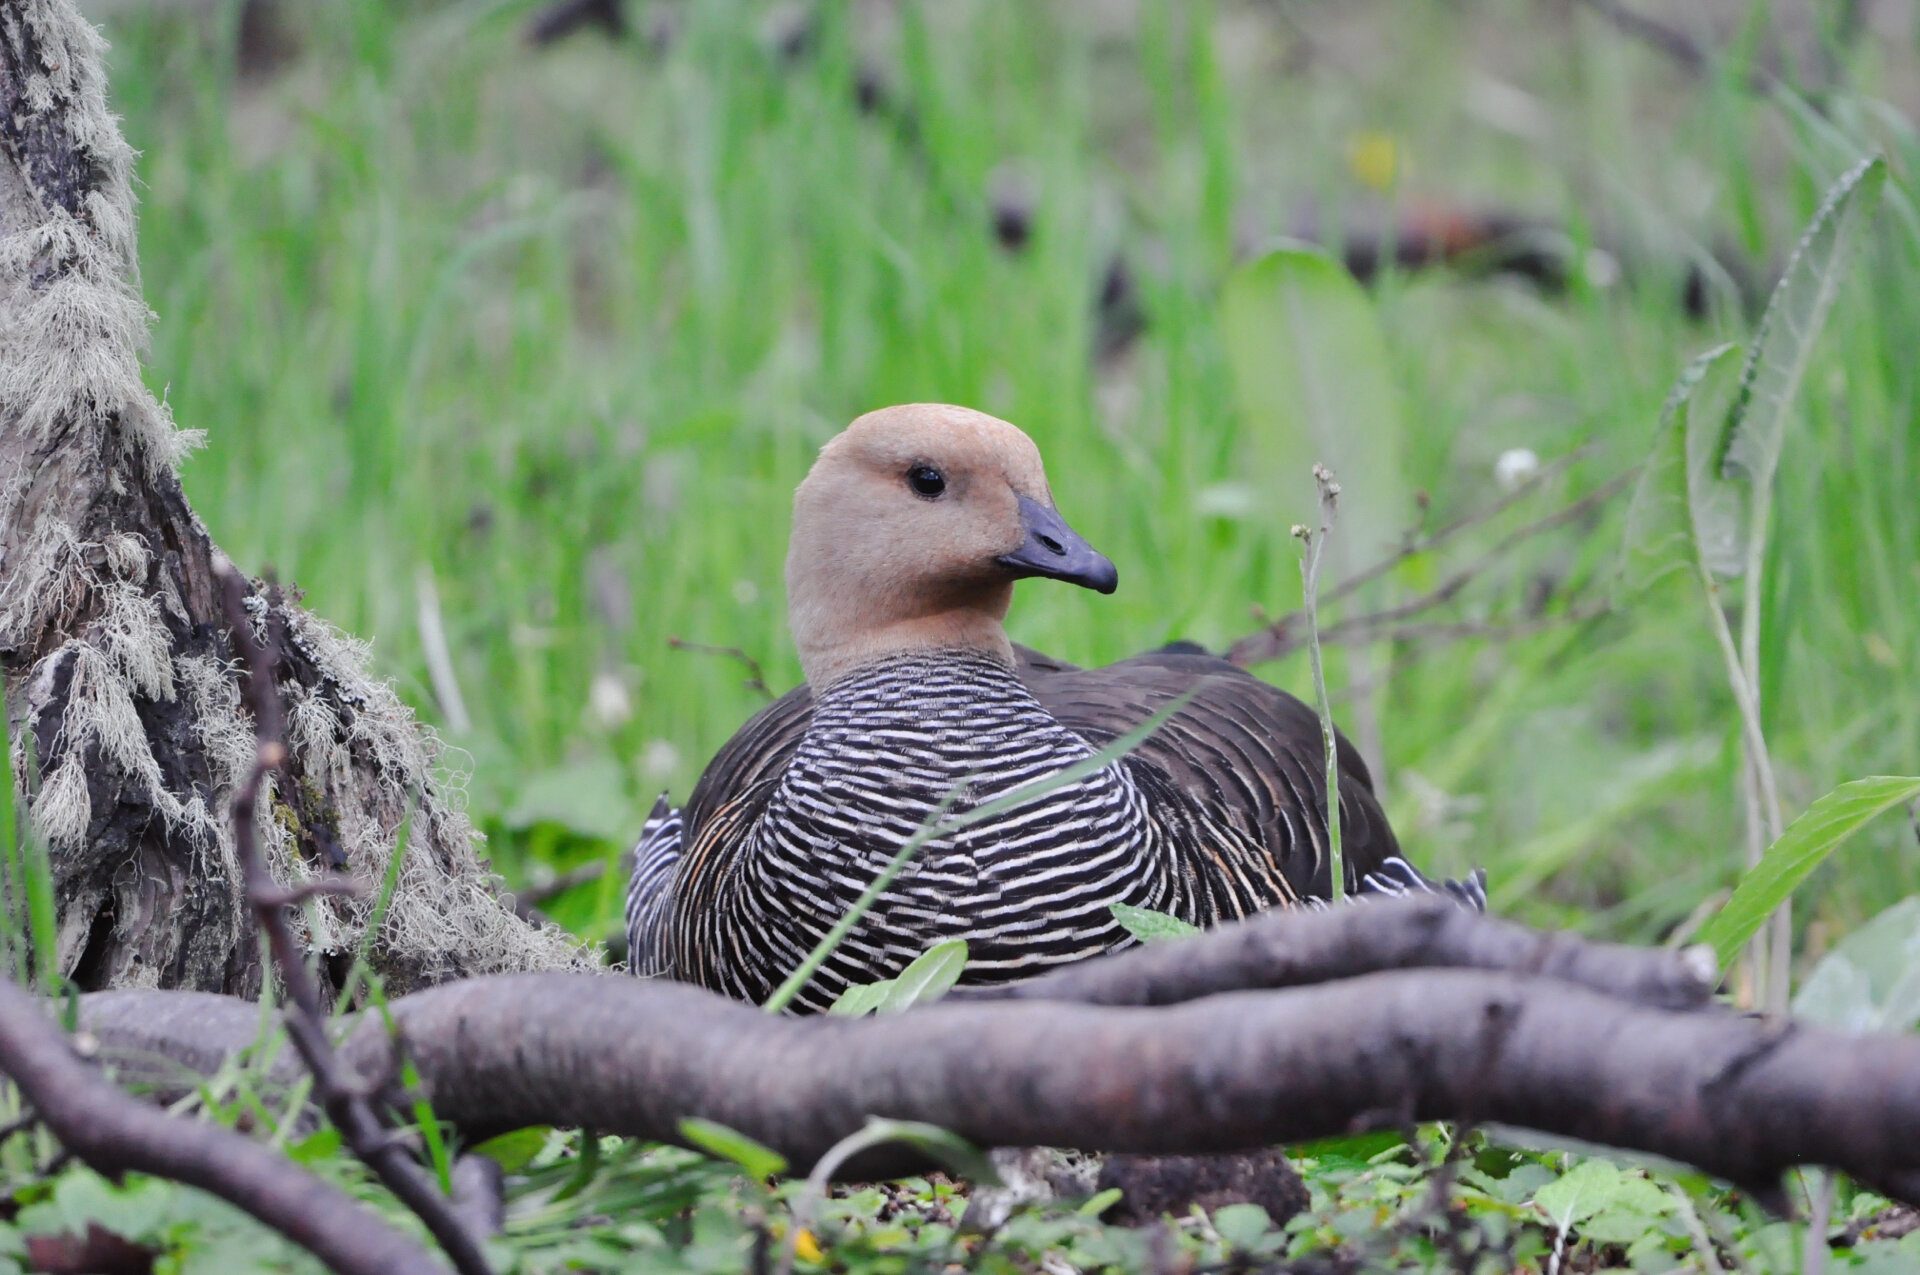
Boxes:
[74,899,1920,1207]
[509,860,609,923]
[1228,470,1632,667]
[669,637,777,701]
[0,977,441,1275]
[215,558,495,1275]
[948,896,1719,1011]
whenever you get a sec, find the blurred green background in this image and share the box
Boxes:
[96,0,1918,957]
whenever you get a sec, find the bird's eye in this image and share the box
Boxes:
[907,465,946,498]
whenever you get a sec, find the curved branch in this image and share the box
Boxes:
[947,896,1719,1011]
[82,938,1916,1205]
[0,978,442,1275]
[309,969,1920,1203]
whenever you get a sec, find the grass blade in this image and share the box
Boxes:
[1697,776,1920,968]
[678,1117,789,1181]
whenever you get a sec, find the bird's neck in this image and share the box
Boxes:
[809,647,1034,720]
[792,590,1016,689]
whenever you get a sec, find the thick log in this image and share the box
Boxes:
[316,970,1920,1203]
[71,896,1920,1206]
[0,0,584,992]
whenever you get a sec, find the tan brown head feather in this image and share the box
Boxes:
[785,403,1101,686]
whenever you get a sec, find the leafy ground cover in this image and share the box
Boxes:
[4,0,1920,1269]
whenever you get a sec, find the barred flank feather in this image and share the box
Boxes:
[627,646,1484,1013]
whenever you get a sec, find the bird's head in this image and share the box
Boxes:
[785,403,1116,686]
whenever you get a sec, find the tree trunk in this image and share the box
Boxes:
[0,0,585,993]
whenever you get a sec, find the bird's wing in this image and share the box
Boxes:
[679,681,816,856]
[673,645,1403,911]
[1023,647,1402,902]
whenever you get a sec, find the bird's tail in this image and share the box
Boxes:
[624,793,684,975]
[1357,855,1488,912]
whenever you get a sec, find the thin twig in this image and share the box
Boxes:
[1326,606,1608,702]
[0,978,442,1275]
[669,637,776,701]
[215,557,496,1275]
[254,878,367,910]
[1324,447,1595,610]
[1294,464,1343,901]
[509,860,608,922]
[1229,468,1632,667]
[1574,0,1709,72]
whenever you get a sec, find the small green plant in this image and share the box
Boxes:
[1621,155,1889,1010]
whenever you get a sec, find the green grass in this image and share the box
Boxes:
[11,0,1919,1268]
[106,0,1920,949]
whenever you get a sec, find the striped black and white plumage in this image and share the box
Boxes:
[627,644,1484,1012]
[625,402,1485,1012]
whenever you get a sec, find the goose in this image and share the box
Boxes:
[626,404,1483,1012]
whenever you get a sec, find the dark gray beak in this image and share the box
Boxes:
[998,494,1118,595]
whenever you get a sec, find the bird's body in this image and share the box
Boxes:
[625,404,1483,1011]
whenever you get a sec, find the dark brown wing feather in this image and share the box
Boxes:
[677,644,1396,903]
[1020,646,1399,901]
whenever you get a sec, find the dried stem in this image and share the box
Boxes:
[1294,464,1344,901]
[214,557,495,1275]
[1230,466,1631,668]
[669,637,777,701]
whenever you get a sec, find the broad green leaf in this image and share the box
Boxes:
[1110,902,1200,943]
[677,1117,789,1180]
[1794,896,1920,1032]
[1289,1129,1407,1165]
[1698,776,1920,967]
[1210,1203,1275,1250]
[876,939,968,1013]
[1532,1159,1640,1229]
[1617,342,1741,599]
[1718,156,1886,499]
[827,978,896,1017]
[1221,243,1408,569]
[469,1126,551,1173]
[1618,341,1748,589]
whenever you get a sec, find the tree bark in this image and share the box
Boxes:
[0,0,584,992]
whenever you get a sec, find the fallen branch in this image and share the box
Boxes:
[0,977,441,1275]
[68,899,1920,1208]
[947,896,1719,1011]
[328,970,1920,1204]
